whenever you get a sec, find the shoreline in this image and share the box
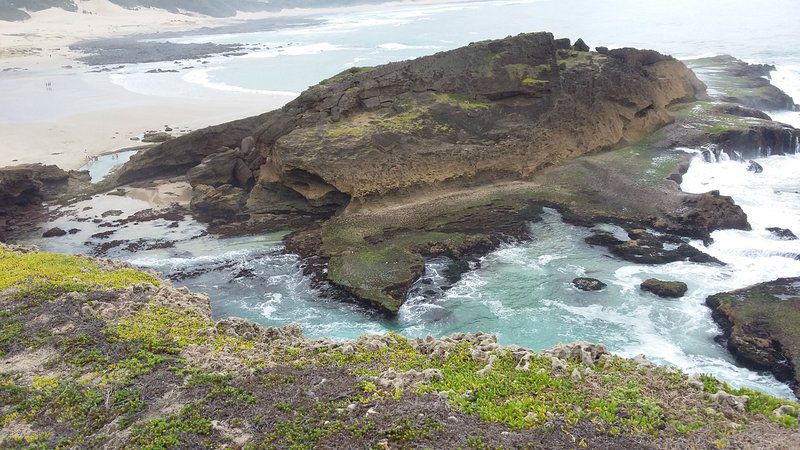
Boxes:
[0,0,473,171]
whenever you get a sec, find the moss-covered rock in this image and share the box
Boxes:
[641,278,688,298]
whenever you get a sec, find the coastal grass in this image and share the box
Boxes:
[2,247,799,448]
[320,66,375,85]
[0,246,159,297]
[291,333,800,438]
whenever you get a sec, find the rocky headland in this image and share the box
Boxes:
[101,32,771,314]
[0,243,798,448]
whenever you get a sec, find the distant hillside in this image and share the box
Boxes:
[0,0,397,21]
[0,1,77,21]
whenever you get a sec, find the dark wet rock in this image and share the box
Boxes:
[123,238,175,253]
[572,277,606,291]
[68,228,80,234]
[117,204,187,224]
[707,278,800,396]
[0,164,74,209]
[586,229,722,265]
[190,184,248,223]
[746,160,763,173]
[640,278,688,298]
[656,190,750,239]
[231,268,257,280]
[145,68,178,73]
[685,55,798,111]
[572,38,589,52]
[767,227,797,240]
[443,259,471,285]
[90,230,116,239]
[186,147,253,188]
[42,227,67,238]
[92,240,126,255]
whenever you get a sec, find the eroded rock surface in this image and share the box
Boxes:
[707,278,800,396]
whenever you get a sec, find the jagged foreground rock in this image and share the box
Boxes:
[0,244,798,448]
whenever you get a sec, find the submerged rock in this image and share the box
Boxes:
[747,160,763,173]
[42,227,67,238]
[572,277,607,291]
[767,227,797,240]
[640,278,688,298]
[586,229,722,265]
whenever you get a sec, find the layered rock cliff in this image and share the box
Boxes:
[117,32,705,214]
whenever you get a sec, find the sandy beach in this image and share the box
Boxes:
[0,0,303,170]
[0,0,473,170]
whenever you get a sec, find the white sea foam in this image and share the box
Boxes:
[239,42,351,59]
[181,67,298,96]
[377,43,443,51]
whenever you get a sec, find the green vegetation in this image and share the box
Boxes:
[434,92,492,110]
[130,404,213,449]
[0,246,159,297]
[557,51,603,70]
[327,105,432,138]
[111,303,254,355]
[1,247,798,448]
[320,66,375,85]
[503,63,550,86]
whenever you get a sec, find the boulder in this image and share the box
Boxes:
[190,184,248,223]
[187,147,240,187]
[766,227,797,240]
[554,38,571,50]
[572,277,607,291]
[42,227,67,238]
[746,160,763,173]
[640,278,688,298]
[573,38,590,52]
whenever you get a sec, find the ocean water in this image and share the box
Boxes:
[106,0,800,101]
[17,0,800,398]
